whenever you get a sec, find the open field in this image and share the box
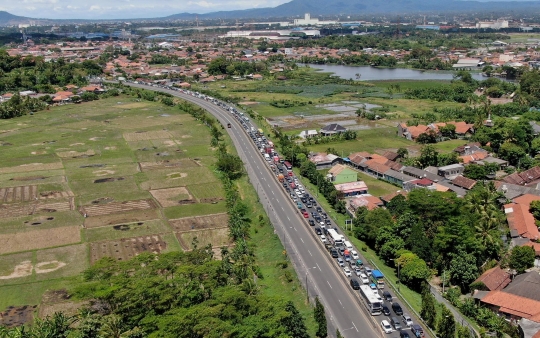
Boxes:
[0,94,231,324]
[169,213,228,232]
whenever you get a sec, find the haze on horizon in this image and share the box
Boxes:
[1,0,290,20]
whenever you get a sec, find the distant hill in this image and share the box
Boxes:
[0,11,31,26]
[166,0,540,19]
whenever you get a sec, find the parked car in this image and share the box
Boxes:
[402,314,413,327]
[350,278,360,289]
[382,291,393,302]
[337,257,345,267]
[381,320,393,334]
[392,302,403,316]
[343,267,352,277]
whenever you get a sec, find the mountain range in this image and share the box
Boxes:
[1,0,540,24]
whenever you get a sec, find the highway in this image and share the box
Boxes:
[125,82,384,338]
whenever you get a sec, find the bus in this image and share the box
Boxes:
[359,285,382,316]
[371,270,385,289]
[327,229,344,246]
[284,161,292,170]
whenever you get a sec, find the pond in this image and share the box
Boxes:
[304,64,489,82]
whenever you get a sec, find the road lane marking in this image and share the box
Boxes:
[352,322,359,332]
[339,299,343,307]
[327,280,332,289]
[317,263,321,271]
[308,250,312,256]
[300,238,304,243]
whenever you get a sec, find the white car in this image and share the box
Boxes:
[337,258,345,267]
[381,320,393,334]
[354,267,362,276]
[364,266,373,276]
[351,250,359,260]
[320,235,327,243]
[360,273,369,284]
[402,314,413,327]
[343,267,352,277]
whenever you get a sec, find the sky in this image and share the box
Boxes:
[1,0,291,20]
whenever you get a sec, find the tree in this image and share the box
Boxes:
[418,144,439,168]
[283,301,309,338]
[421,291,437,329]
[449,249,478,291]
[530,200,540,220]
[439,124,456,138]
[314,297,327,338]
[457,325,474,338]
[438,306,456,338]
[509,246,535,274]
[498,142,526,166]
[397,147,409,159]
[216,153,243,180]
[417,130,438,144]
[399,253,432,290]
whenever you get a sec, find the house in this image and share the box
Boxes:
[327,164,358,184]
[309,153,340,170]
[382,151,399,161]
[480,290,540,323]
[451,175,477,190]
[252,74,263,80]
[80,85,104,93]
[177,82,191,88]
[504,194,540,241]
[402,166,443,182]
[335,181,368,197]
[383,169,416,187]
[380,190,408,205]
[452,58,482,70]
[398,121,473,141]
[320,123,346,136]
[364,159,390,179]
[298,130,318,139]
[503,167,540,186]
[476,156,508,169]
[437,164,465,179]
[473,266,511,291]
[502,271,540,302]
[454,142,485,156]
[347,195,383,215]
[403,178,435,192]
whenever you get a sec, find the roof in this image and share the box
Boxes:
[503,272,540,302]
[364,159,390,174]
[474,266,511,291]
[504,198,540,240]
[402,166,442,182]
[380,190,407,203]
[348,195,383,210]
[309,153,339,164]
[382,151,399,161]
[452,176,477,190]
[523,242,540,256]
[328,164,356,176]
[411,178,433,186]
[481,290,540,320]
[439,163,464,171]
[503,167,540,186]
[321,123,346,133]
[335,181,368,194]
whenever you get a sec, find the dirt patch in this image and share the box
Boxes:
[138,159,200,171]
[0,162,63,175]
[56,149,95,158]
[39,289,86,320]
[166,172,187,179]
[176,227,231,251]
[11,176,47,181]
[112,222,144,231]
[123,130,172,141]
[169,213,228,232]
[117,102,150,109]
[90,235,167,264]
[0,226,80,255]
[89,137,100,141]
[39,190,73,199]
[93,177,124,183]
[91,197,114,204]
[83,209,159,229]
[80,164,105,168]
[30,151,46,155]
[0,185,38,203]
[104,146,117,150]
[93,169,115,176]
[81,199,156,217]
[0,305,36,327]
[150,187,193,207]
[0,200,73,218]
[239,101,259,105]
[0,260,33,279]
[163,140,181,147]
[34,261,67,274]
[70,143,85,146]
[181,135,192,139]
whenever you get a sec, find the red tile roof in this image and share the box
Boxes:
[452,175,477,190]
[482,290,540,321]
[503,167,540,186]
[474,266,511,291]
[504,197,540,240]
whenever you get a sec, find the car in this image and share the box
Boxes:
[296,202,303,209]
[337,258,345,267]
[382,304,391,316]
[330,248,339,258]
[301,197,307,203]
[364,266,373,276]
[343,267,352,277]
[320,235,327,243]
[400,331,411,338]
[351,250,359,260]
[302,212,309,218]
[325,219,331,226]
[391,317,402,330]
[306,202,312,208]
[350,278,360,290]
[322,212,328,219]
[402,314,413,327]
[369,283,377,290]
[360,273,369,284]
[339,247,345,256]
[381,320,393,334]
[344,254,351,262]
[315,227,322,235]
[316,207,322,213]
[308,219,315,226]
[392,303,403,316]
[354,267,362,276]
[383,291,393,302]
[411,324,424,338]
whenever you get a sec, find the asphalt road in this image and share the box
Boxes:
[125,82,383,338]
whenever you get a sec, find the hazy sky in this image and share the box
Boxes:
[2,0,291,20]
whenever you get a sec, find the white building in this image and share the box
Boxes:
[293,13,337,26]
[476,20,509,30]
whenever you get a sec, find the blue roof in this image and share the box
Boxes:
[372,270,384,279]
[342,157,351,162]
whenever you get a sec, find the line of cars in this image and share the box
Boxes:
[130,82,427,338]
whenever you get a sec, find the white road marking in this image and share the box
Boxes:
[317,263,321,271]
[339,299,343,307]
[308,250,313,256]
[327,280,333,289]
[300,238,304,243]
[352,322,359,332]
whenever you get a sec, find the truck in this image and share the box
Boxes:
[371,270,385,289]
[327,228,344,246]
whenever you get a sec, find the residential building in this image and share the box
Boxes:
[327,164,358,184]
[503,167,540,186]
[335,181,368,197]
[473,266,511,291]
[309,153,340,170]
[504,194,540,242]
[451,175,477,190]
[298,130,318,139]
[347,195,383,215]
[320,123,347,136]
[438,164,465,179]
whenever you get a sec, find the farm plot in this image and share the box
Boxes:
[85,219,171,242]
[0,226,81,255]
[35,244,88,281]
[90,235,167,264]
[188,183,225,203]
[0,305,36,328]
[169,213,228,232]
[138,158,201,172]
[0,185,38,203]
[139,166,218,191]
[176,227,230,251]
[38,289,87,320]
[80,199,157,217]
[0,162,63,175]
[0,252,34,281]
[150,187,194,207]
[55,149,96,159]
[123,130,173,142]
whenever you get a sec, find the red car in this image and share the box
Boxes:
[302,212,309,218]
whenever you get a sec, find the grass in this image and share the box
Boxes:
[0,278,79,310]
[164,201,228,219]
[84,219,172,242]
[355,171,401,197]
[433,139,467,153]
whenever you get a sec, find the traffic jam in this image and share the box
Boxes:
[127,82,426,338]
